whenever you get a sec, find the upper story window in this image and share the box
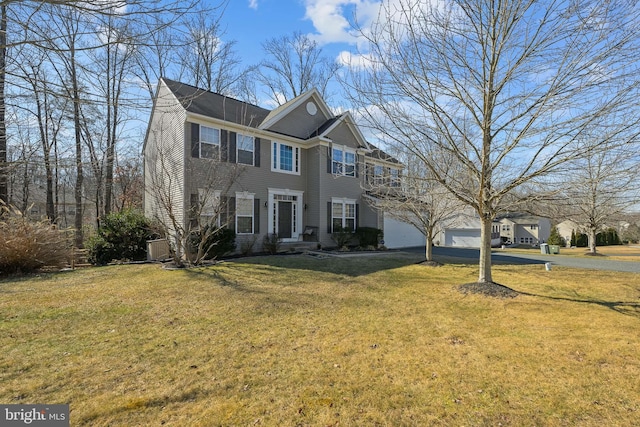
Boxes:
[502,225,511,232]
[237,134,254,166]
[199,125,220,159]
[530,224,538,230]
[389,168,400,187]
[332,146,356,177]
[272,142,300,174]
[373,165,384,185]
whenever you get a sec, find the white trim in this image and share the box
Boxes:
[235,192,255,235]
[268,189,304,242]
[271,141,301,175]
[236,133,255,166]
[331,197,357,232]
[332,144,357,177]
[259,88,332,130]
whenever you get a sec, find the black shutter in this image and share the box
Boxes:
[254,138,261,167]
[327,146,332,173]
[221,129,228,162]
[228,196,236,232]
[355,154,360,178]
[327,201,332,233]
[189,194,198,228]
[254,198,260,234]
[229,132,237,163]
[355,203,360,230]
[220,197,228,228]
[191,123,200,158]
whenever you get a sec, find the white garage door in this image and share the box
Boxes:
[444,229,481,248]
[383,217,426,249]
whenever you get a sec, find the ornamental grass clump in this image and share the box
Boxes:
[0,207,70,275]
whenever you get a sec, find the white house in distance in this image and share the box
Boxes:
[436,208,501,248]
[497,213,551,246]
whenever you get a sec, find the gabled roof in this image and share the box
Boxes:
[315,111,371,150]
[259,88,333,131]
[365,144,401,164]
[158,78,401,165]
[497,213,545,224]
[161,78,270,128]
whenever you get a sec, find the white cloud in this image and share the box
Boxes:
[303,0,384,45]
[248,0,258,10]
[336,50,375,69]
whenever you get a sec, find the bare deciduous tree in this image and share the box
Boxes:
[178,7,242,95]
[257,31,340,105]
[343,0,640,287]
[552,129,640,254]
[145,125,244,266]
[365,152,464,262]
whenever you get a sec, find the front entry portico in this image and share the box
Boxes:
[268,189,304,242]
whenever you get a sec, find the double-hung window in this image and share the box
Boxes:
[237,134,254,165]
[389,168,400,187]
[332,198,356,232]
[198,189,220,227]
[373,165,384,185]
[200,125,220,159]
[332,146,356,177]
[272,142,299,174]
[236,193,255,234]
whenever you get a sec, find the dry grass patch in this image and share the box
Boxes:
[502,245,640,262]
[1,255,639,426]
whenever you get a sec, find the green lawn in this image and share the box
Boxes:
[1,253,639,426]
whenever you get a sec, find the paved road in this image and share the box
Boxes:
[403,246,640,273]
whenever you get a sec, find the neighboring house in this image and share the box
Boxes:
[436,208,501,248]
[556,219,581,246]
[497,213,551,246]
[143,78,403,253]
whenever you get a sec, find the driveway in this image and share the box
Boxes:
[403,246,640,273]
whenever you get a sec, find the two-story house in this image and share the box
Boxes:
[497,214,551,246]
[143,78,402,254]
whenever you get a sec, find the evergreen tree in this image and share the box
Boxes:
[547,226,563,246]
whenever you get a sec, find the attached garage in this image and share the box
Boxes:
[383,216,426,249]
[444,228,481,248]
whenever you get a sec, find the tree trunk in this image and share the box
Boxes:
[425,227,434,261]
[478,217,493,283]
[0,5,7,209]
[588,227,597,254]
[71,48,84,247]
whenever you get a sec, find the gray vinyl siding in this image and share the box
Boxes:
[305,145,324,241]
[266,103,329,139]
[326,124,361,150]
[144,81,187,232]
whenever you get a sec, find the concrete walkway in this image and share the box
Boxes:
[402,246,640,273]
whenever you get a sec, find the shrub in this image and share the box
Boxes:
[575,232,588,247]
[262,233,281,255]
[355,227,383,247]
[547,226,564,246]
[330,227,354,248]
[188,226,236,261]
[87,210,158,265]
[0,208,70,275]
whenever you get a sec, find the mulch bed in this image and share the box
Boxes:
[458,281,519,298]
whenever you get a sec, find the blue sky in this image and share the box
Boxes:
[222,0,383,103]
